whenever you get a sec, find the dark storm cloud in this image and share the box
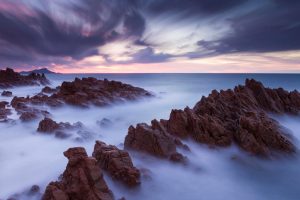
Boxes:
[199,0,300,53]
[144,0,248,16]
[0,0,299,69]
[0,0,145,68]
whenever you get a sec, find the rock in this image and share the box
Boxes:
[93,141,141,187]
[97,118,113,128]
[42,147,113,200]
[11,96,50,121]
[0,101,11,121]
[124,121,186,163]
[42,86,58,94]
[125,79,298,158]
[0,68,49,88]
[1,90,12,97]
[37,118,60,133]
[6,185,42,200]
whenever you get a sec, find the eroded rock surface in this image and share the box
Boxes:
[0,68,49,88]
[37,118,84,139]
[125,79,298,157]
[11,96,50,121]
[125,120,187,163]
[42,147,113,200]
[8,77,153,109]
[93,141,141,187]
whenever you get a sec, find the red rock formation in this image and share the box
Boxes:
[52,77,152,107]
[125,79,298,157]
[93,141,141,187]
[11,96,50,121]
[125,120,187,163]
[42,147,113,200]
[9,77,152,110]
[0,68,49,88]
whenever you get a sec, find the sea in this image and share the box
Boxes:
[1,73,300,200]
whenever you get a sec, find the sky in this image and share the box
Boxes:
[0,0,299,73]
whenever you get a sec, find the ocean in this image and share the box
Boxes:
[1,73,300,200]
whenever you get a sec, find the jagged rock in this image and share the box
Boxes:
[125,120,187,163]
[52,77,153,107]
[7,77,152,110]
[42,147,113,200]
[0,68,49,88]
[11,96,50,121]
[125,79,298,158]
[93,141,141,187]
[1,90,12,97]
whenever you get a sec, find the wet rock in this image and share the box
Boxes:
[6,185,42,200]
[97,118,113,128]
[1,90,12,97]
[0,68,49,88]
[11,96,50,121]
[124,121,186,163]
[125,79,298,158]
[0,101,11,121]
[42,86,58,94]
[42,147,113,200]
[93,141,141,187]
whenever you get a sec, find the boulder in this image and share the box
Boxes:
[42,147,113,200]
[93,141,140,187]
[1,90,12,97]
[124,121,187,163]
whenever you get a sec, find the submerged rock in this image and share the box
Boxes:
[93,141,141,187]
[0,68,49,88]
[0,101,11,121]
[125,79,298,158]
[1,90,12,97]
[42,147,113,200]
[11,96,50,122]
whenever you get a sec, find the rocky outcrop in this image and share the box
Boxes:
[8,77,152,110]
[42,147,113,200]
[37,118,84,139]
[42,86,59,94]
[11,96,50,121]
[51,77,152,107]
[93,141,141,187]
[0,101,11,121]
[125,79,298,157]
[0,68,49,88]
[1,90,12,97]
[125,120,187,163]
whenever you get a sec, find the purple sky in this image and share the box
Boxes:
[0,0,299,73]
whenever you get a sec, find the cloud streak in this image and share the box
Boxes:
[0,0,299,71]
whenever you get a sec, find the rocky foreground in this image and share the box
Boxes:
[0,68,49,88]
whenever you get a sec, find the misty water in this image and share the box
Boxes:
[1,74,300,200]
